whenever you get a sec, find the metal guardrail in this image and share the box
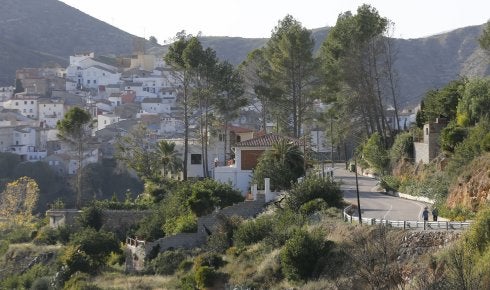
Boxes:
[343,205,472,231]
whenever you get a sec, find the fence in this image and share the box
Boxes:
[343,205,472,231]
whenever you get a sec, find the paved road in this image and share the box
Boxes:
[332,165,430,221]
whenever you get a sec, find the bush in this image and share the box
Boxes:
[34,226,58,245]
[280,230,331,281]
[265,210,305,247]
[78,205,104,230]
[389,132,414,162]
[233,215,273,248]
[61,228,121,275]
[194,266,216,289]
[62,272,102,290]
[187,179,244,217]
[194,252,224,269]
[206,215,241,253]
[285,176,342,212]
[299,198,328,216]
[362,132,389,174]
[31,276,51,290]
[379,175,401,192]
[150,250,187,275]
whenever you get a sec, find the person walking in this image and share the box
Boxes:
[422,207,429,222]
[432,207,438,221]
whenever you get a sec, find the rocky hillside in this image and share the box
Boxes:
[0,0,488,107]
[447,153,490,210]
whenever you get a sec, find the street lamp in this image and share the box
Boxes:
[354,150,362,224]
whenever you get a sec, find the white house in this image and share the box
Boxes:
[81,66,121,90]
[159,117,184,134]
[66,52,119,89]
[141,98,173,114]
[108,93,122,108]
[9,127,47,161]
[0,127,13,152]
[38,98,66,128]
[3,94,39,119]
[97,113,122,131]
[214,133,303,194]
[0,86,14,101]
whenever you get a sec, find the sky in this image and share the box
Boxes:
[59,0,490,44]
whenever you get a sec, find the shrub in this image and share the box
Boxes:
[299,198,328,216]
[285,176,342,212]
[440,122,468,152]
[31,276,51,290]
[150,250,187,275]
[180,273,197,290]
[61,228,121,275]
[187,179,244,217]
[379,175,401,192]
[265,210,305,247]
[78,205,104,230]
[194,252,224,269]
[63,272,102,290]
[233,215,273,248]
[194,266,216,289]
[389,132,413,162]
[34,226,58,245]
[280,230,331,281]
[362,132,389,174]
[207,215,241,253]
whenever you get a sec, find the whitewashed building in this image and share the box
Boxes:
[38,98,66,128]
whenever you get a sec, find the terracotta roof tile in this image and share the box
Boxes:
[235,133,303,147]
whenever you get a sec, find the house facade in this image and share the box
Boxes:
[214,133,303,194]
[413,118,447,164]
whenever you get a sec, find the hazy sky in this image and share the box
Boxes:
[60,0,490,44]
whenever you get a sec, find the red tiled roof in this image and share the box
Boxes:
[235,133,303,147]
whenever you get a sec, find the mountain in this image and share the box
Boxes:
[0,0,488,108]
[0,0,151,85]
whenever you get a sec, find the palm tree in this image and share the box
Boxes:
[155,140,182,178]
[270,139,305,177]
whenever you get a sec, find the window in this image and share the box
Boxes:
[15,102,18,106]
[87,80,91,84]
[191,154,202,165]
[93,80,97,84]
[31,101,34,104]
[24,101,27,104]
[29,109,33,113]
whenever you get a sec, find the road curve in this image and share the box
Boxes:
[332,165,430,221]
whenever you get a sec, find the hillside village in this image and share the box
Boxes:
[0,51,255,192]
[3,2,490,288]
[0,50,422,198]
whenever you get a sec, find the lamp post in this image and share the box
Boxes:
[354,150,362,224]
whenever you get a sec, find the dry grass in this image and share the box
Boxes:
[91,273,178,290]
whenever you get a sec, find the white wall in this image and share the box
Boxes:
[214,167,253,194]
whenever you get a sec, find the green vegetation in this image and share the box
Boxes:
[252,139,305,190]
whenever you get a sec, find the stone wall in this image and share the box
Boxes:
[100,210,152,233]
[46,209,152,231]
[132,194,267,268]
[398,231,461,261]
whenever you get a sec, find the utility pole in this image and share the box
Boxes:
[354,151,362,224]
[330,115,334,175]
